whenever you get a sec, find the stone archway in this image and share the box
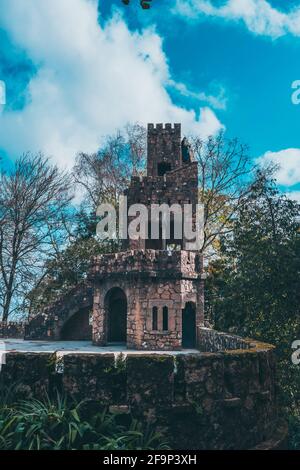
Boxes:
[105,287,127,343]
[182,302,196,348]
[60,307,92,341]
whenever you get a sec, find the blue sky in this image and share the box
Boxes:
[0,0,300,199]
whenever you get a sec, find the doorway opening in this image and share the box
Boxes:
[60,307,92,341]
[106,287,127,343]
[182,302,196,348]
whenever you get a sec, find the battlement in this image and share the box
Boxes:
[147,123,181,133]
[128,160,198,190]
[147,122,182,177]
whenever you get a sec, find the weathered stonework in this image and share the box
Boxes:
[93,278,187,350]
[198,327,251,352]
[25,284,93,340]
[92,123,204,350]
[147,123,182,177]
[92,252,204,349]
[0,335,286,450]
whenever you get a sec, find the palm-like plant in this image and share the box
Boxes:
[0,388,170,450]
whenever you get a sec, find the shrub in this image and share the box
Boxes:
[0,390,169,450]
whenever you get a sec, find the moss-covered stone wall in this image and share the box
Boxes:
[0,339,280,450]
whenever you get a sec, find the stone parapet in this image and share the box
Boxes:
[0,335,283,450]
[92,249,203,281]
[197,327,251,352]
[25,284,93,341]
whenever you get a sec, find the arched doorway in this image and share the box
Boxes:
[60,307,92,341]
[106,287,127,343]
[182,302,196,348]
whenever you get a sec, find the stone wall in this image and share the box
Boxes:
[147,123,182,177]
[127,163,198,208]
[198,327,251,352]
[92,250,205,349]
[93,276,204,350]
[92,250,203,280]
[0,338,280,450]
[25,284,93,340]
[124,162,199,251]
[0,321,26,339]
[60,307,92,340]
[124,123,198,252]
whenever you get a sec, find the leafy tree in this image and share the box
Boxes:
[0,153,72,321]
[28,211,118,315]
[191,132,252,253]
[28,124,146,314]
[206,170,300,411]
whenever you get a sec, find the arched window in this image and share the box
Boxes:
[146,220,163,250]
[152,306,158,330]
[163,306,169,331]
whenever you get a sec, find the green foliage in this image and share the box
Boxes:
[288,413,300,450]
[29,123,146,313]
[206,171,300,446]
[29,210,119,313]
[0,391,169,450]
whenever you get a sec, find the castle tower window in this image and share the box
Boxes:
[162,306,169,331]
[166,219,183,250]
[146,220,164,250]
[157,162,171,176]
[152,306,158,330]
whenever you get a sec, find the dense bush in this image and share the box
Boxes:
[206,173,300,449]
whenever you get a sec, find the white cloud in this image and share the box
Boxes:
[196,107,224,136]
[257,148,300,186]
[174,0,300,39]
[169,79,227,110]
[0,0,224,168]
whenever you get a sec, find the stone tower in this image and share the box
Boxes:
[92,123,204,350]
